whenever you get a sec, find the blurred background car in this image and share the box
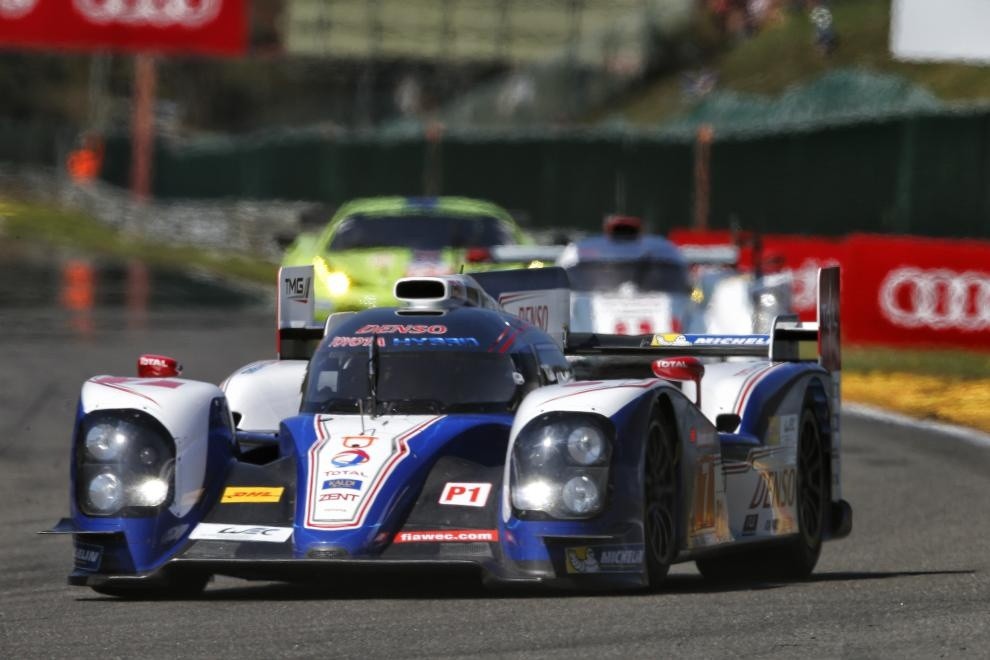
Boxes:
[682,234,794,335]
[281,196,533,315]
[556,215,705,336]
[557,215,792,336]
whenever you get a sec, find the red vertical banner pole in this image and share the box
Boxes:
[693,123,714,230]
[131,54,157,201]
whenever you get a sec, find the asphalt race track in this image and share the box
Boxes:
[2,289,989,659]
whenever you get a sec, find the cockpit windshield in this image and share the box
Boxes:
[301,349,525,415]
[565,259,691,294]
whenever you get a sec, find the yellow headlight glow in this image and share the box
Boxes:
[326,271,351,297]
[314,257,351,298]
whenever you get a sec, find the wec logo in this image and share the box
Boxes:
[72,0,222,27]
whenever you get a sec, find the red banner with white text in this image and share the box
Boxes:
[671,230,990,351]
[0,0,245,56]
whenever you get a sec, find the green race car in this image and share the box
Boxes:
[281,196,544,316]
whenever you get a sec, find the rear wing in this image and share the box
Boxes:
[565,267,840,370]
[470,267,571,348]
[275,265,575,357]
[276,265,324,360]
[489,245,565,264]
[678,244,740,268]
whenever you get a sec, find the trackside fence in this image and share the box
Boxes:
[83,107,990,238]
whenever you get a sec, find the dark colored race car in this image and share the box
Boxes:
[44,264,850,596]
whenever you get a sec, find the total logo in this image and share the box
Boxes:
[0,0,37,18]
[72,0,223,28]
[330,449,370,467]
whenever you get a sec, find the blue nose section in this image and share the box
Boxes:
[280,414,512,558]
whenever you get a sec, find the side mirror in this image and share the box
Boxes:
[651,356,704,406]
[138,354,182,378]
[715,413,741,433]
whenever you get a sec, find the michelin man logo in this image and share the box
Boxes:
[0,0,38,18]
[73,0,222,28]
[651,333,691,347]
[565,547,600,574]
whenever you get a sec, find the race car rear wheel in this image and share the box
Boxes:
[774,406,827,578]
[696,406,826,582]
[644,415,678,588]
[90,573,210,599]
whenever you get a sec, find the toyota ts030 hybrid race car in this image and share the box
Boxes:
[557,215,793,336]
[44,264,851,596]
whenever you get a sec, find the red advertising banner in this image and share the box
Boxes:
[671,230,990,351]
[0,0,246,56]
[842,234,990,349]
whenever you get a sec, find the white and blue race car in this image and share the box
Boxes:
[45,264,850,596]
[556,216,793,337]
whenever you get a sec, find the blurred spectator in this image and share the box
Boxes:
[395,72,423,116]
[681,68,719,99]
[66,133,104,185]
[809,2,839,56]
[702,0,837,55]
[497,72,536,119]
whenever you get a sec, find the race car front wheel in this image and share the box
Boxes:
[644,415,678,588]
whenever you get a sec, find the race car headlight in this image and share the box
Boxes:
[315,256,351,298]
[86,471,124,514]
[84,422,129,461]
[566,425,607,466]
[511,413,613,519]
[326,271,350,298]
[76,411,176,517]
[561,475,602,515]
[758,292,778,309]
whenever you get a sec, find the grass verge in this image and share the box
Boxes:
[0,198,278,285]
[843,346,990,434]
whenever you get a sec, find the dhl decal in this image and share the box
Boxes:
[221,487,285,503]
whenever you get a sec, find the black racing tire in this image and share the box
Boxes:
[771,406,827,579]
[90,573,210,599]
[697,406,827,582]
[644,415,679,589]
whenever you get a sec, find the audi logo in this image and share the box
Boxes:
[73,0,222,28]
[0,0,37,18]
[879,267,990,331]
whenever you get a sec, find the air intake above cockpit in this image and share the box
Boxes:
[394,275,501,312]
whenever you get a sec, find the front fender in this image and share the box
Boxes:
[68,376,236,574]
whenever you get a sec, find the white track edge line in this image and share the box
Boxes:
[844,403,990,449]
